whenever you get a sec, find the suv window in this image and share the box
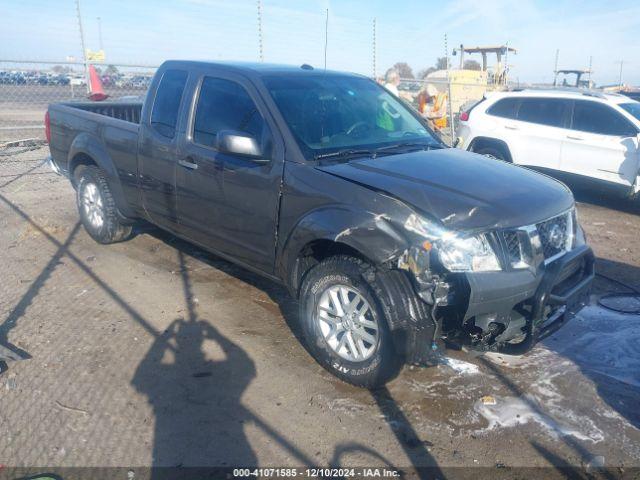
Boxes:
[150,69,188,138]
[486,98,518,119]
[517,98,568,128]
[193,77,267,148]
[572,100,638,136]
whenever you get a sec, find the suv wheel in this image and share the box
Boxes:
[299,256,402,388]
[475,146,508,162]
[76,166,132,244]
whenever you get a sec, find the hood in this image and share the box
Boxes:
[317,148,574,230]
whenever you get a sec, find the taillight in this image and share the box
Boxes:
[44,111,51,143]
[459,111,470,122]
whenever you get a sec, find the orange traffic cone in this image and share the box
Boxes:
[88,65,108,101]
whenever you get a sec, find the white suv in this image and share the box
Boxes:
[457,90,640,196]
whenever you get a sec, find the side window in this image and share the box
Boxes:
[517,98,567,127]
[193,77,267,148]
[150,69,188,138]
[486,98,518,119]
[572,100,638,136]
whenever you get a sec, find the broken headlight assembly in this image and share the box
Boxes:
[404,214,501,273]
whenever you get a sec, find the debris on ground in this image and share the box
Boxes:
[480,395,496,405]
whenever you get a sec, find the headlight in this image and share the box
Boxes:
[404,214,502,272]
[437,233,501,272]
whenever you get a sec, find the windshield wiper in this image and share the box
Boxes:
[373,142,442,156]
[313,148,374,161]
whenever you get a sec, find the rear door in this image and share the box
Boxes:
[176,73,284,274]
[560,100,640,186]
[138,69,189,227]
[508,97,570,170]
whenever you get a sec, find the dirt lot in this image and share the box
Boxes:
[1,149,639,478]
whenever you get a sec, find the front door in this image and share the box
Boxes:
[176,74,284,274]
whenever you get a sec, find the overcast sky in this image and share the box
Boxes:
[2,0,639,85]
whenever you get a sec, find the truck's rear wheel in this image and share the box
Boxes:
[76,166,132,244]
[299,256,402,388]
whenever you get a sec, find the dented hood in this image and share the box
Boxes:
[317,148,574,230]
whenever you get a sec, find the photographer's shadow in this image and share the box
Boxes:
[132,314,257,469]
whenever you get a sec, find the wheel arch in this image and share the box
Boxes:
[278,207,410,297]
[67,133,135,218]
[468,136,513,162]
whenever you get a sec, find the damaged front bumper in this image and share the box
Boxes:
[461,243,595,354]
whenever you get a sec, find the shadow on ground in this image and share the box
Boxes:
[543,258,640,430]
[0,194,431,476]
[543,171,640,216]
[139,225,443,477]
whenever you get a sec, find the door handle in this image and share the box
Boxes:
[178,157,198,170]
[566,135,584,141]
[504,125,519,130]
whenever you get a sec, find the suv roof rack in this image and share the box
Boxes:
[505,86,620,99]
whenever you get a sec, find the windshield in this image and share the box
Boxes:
[263,74,441,160]
[620,102,640,122]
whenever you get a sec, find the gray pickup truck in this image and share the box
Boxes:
[46,60,594,387]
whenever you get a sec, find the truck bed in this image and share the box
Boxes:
[61,101,143,124]
[48,100,143,215]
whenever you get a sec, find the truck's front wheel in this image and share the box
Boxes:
[76,166,132,244]
[299,256,402,388]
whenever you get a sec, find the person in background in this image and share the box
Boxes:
[417,83,447,131]
[384,68,401,96]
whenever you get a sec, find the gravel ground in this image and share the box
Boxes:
[0,149,639,478]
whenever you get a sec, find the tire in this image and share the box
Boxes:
[475,146,509,162]
[76,165,132,244]
[299,255,402,388]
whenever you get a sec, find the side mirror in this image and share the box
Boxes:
[216,130,265,161]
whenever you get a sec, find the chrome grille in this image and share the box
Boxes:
[501,210,574,268]
[536,212,570,259]
[503,230,522,265]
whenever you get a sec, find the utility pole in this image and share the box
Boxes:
[75,0,89,92]
[97,17,103,51]
[257,0,264,62]
[588,56,592,87]
[617,60,624,87]
[444,33,449,71]
[504,41,510,85]
[553,49,559,86]
[323,8,329,70]
[372,18,377,78]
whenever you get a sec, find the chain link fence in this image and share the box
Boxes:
[0,60,158,161]
[1,58,502,161]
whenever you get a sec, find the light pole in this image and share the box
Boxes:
[75,0,89,92]
[97,17,103,51]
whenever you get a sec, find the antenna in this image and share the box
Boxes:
[324,8,329,70]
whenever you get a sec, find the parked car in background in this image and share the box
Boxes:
[457,90,640,198]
